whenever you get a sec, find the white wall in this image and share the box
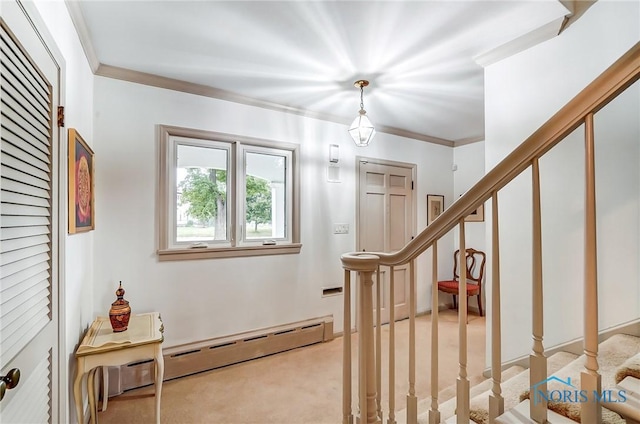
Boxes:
[484,0,640,363]
[30,1,96,422]
[451,141,487,312]
[454,141,486,253]
[92,77,454,348]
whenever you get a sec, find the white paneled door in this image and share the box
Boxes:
[1,1,60,423]
[358,160,414,323]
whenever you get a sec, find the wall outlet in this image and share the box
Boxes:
[333,223,349,234]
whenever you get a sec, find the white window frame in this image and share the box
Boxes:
[168,137,232,249]
[158,125,301,261]
[237,144,293,246]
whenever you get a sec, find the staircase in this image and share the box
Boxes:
[339,43,640,424]
[393,336,640,424]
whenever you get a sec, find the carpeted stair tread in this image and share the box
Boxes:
[391,335,640,424]
[466,351,580,424]
[393,368,520,424]
[615,352,640,383]
[434,365,526,422]
[518,333,640,423]
[604,375,640,424]
[438,374,493,405]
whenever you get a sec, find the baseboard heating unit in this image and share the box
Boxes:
[109,315,334,395]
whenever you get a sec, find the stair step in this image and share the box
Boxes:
[437,366,526,421]
[394,366,525,424]
[464,351,579,424]
[494,399,576,423]
[438,374,489,405]
[605,376,640,423]
[518,334,640,424]
[389,334,640,424]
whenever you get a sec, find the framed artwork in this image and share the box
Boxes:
[68,128,95,233]
[427,194,444,225]
[466,203,484,222]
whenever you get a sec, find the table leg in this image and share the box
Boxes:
[73,361,85,424]
[155,344,165,424]
[101,366,109,411]
[88,368,97,424]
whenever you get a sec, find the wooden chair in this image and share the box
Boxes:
[437,248,486,316]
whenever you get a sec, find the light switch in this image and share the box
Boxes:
[329,144,339,163]
[333,223,349,234]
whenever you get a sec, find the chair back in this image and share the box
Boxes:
[453,248,486,286]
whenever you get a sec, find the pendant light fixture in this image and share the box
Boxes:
[348,80,375,147]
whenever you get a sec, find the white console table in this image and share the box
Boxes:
[74,312,164,424]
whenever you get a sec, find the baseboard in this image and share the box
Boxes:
[483,318,640,377]
[111,315,333,393]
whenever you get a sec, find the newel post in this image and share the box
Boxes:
[343,269,353,424]
[341,253,381,424]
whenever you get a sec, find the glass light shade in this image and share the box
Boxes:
[348,109,376,147]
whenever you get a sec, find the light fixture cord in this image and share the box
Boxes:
[360,85,365,110]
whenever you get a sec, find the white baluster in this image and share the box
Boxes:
[530,158,548,423]
[388,266,396,424]
[456,219,470,423]
[429,242,441,424]
[376,266,382,420]
[343,269,353,424]
[360,269,381,424]
[489,192,504,423]
[407,259,417,424]
[581,113,602,423]
[360,270,367,424]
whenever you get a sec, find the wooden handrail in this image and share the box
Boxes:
[342,42,640,269]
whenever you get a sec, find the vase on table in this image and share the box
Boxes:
[109,281,131,332]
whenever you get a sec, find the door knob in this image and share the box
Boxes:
[0,369,21,401]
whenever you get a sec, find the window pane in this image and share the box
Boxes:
[245,152,286,239]
[176,144,228,242]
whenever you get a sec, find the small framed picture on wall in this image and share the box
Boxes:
[427,194,444,226]
[465,203,484,222]
[68,128,95,234]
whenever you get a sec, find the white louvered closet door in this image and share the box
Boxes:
[0,1,60,423]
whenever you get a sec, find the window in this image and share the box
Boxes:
[158,126,300,260]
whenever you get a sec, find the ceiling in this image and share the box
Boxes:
[71,1,571,145]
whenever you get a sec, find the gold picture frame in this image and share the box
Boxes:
[427,194,444,225]
[68,128,95,233]
[465,203,484,222]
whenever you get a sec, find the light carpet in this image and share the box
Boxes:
[519,334,640,424]
[466,351,579,424]
[616,352,640,383]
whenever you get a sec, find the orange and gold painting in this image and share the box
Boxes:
[68,129,95,233]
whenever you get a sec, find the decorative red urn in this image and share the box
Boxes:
[109,281,131,332]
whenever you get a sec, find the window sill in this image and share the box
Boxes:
[157,243,302,261]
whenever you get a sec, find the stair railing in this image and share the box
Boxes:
[341,41,640,424]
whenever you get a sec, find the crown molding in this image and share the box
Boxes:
[65,0,99,72]
[474,15,568,68]
[453,136,485,147]
[381,128,454,147]
[95,64,456,147]
[96,63,321,115]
